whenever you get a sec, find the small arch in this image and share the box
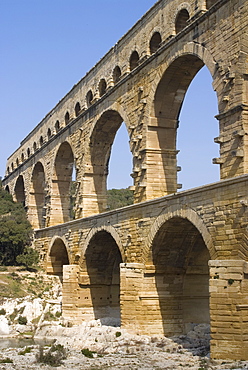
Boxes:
[16,158,19,167]
[50,141,75,226]
[47,128,52,139]
[27,148,31,158]
[14,175,25,206]
[39,136,44,146]
[30,162,46,229]
[21,153,25,162]
[75,102,81,117]
[113,66,121,84]
[11,162,14,171]
[7,167,10,175]
[55,120,60,133]
[129,50,139,71]
[99,79,107,97]
[81,230,123,325]
[149,32,162,54]
[47,237,69,281]
[5,185,10,193]
[175,9,190,34]
[65,111,70,125]
[86,90,93,107]
[33,142,37,152]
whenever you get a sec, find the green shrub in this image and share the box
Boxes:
[0,308,6,315]
[81,348,96,358]
[18,315,27,325]
[18,346,32,355]
[36,344,67,367]
[0,357,13,363]
[115,331,121,338]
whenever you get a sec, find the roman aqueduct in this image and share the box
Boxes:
[3,0,248,360]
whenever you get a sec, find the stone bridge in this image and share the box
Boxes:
[2,0,248,360]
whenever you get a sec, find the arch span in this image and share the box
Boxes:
[50,141,75,226]
[29,162,46,229]
[144,213,211,337]
[14,175,25,206]
[47,237,70,280]
[84,109,132,215]
[79,229,123,325]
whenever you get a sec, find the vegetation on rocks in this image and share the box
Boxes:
[0,183,34,266]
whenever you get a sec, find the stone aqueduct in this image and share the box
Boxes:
[2,0,248,360]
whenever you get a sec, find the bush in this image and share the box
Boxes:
[81,348,96,358]
[0,357,13,363]
[16,246,39,270]
[18,315,27,325]
[115,331,121,338]
[36,344,67,367]
[18,346,32,355]
[0,308,6,315]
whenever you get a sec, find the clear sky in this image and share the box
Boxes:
[0,0,220,191]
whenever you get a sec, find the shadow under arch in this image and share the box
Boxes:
[144,211,213,340]
[86,109,131,214]
[80,229,123,326]
[29,161,46,229]
[147,42,218,197]
[50,141,75,226]
[47,237,70,281]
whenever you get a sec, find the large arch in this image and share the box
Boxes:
[29,162,46,229]
[47,237,70,280]
[147,43,218,197]
[50,141,75,226]
[79,230,123,325]
[85,109,131,214]
[14,175,25,206]
[144,216,211,338]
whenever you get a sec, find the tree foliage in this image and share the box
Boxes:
[0,183,32,265]
[107,188,133,210]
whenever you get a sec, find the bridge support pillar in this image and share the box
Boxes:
[120,262,145,333]
[209,260,248,360]
[62,264,81,324]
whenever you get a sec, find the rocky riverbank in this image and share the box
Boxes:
[0,269,247,369]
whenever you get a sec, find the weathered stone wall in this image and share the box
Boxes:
[34,175,248,359]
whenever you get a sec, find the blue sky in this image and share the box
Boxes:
[0,0,219,190]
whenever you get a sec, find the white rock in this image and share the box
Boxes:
[0,316,10,335]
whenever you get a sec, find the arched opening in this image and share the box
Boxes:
[65,111,70,125]
[50,142,75,226]
[149,32,162,54]
[29,162,46,229]
[27,148,30,158]
[5,185,10,193]
[55,120,60,133]
[47,128,52,139]
[146,217,210,342]
[33,142,37,152]
[75,102,81,117]
[175,9,190,34]
[152,54,218,197]
[177,66,219,189]
[47,238,69,281]
[130,50,139,71]
[7,167,10,175]
[80,230,122,325]
[11,163,14,171]
[16,158,19,167]
[99,79,107,97]
[86,90,93,107]
[21,153,25,162]
[14,175,25,206]
[113,66,121,84]
[87,110,132,214]
[206,0,218,9]
[39,136,44,146]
